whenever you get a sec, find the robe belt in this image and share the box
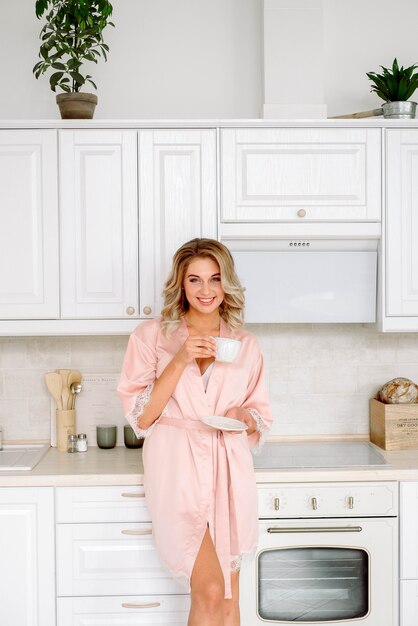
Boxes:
[156,415,235,599]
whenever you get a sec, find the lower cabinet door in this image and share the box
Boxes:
[57,595,191,625]
[0,487,55,626]
[401,580,418,626]
[57,522,186,596]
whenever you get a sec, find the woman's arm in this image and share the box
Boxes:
[138,334,217,429]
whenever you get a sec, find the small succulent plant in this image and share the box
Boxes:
[366,58,418,103]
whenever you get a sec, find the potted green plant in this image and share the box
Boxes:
[366,58,418,119]
[33,0,114,119]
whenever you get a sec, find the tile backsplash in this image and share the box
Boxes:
[0,324,417,441]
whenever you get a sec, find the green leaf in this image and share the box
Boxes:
[52,62,66,70]
[87,78,98,90]
[70,71,85,84]
[50,71,64,87]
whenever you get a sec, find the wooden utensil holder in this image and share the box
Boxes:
[56,409,76,452]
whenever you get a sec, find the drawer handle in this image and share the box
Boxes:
[122,602,161,609]
[121,529,152,536]
[121,492,145,498]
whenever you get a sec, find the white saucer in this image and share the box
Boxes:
[202,416,247,431]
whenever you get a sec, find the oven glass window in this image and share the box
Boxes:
[257,547,369,622]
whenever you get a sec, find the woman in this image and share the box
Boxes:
[118,238,272,626]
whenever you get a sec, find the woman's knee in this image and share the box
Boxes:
[192,578,225,612]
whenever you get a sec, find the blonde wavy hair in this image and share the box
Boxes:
[160,238,245,335]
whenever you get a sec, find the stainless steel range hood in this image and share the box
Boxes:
[230,239,378,323]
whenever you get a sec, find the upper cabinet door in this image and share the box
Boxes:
[220,128,381,222]
[60,131,138,319]
[386,130,418,317]
[139,130,217,317]
[0,130,59,319]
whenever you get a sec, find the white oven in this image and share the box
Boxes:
[240,482,398,626]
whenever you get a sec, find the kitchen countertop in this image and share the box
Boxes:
[3,441,418,486]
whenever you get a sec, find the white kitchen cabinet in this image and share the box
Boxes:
[59,130,139,319]
[57,595,190,625]
[220,127,381,225]
[401,581,418,626]
[139,129,217,317]
[0,126,217,334]
[0,487,55,626]
[384,130,418,331]
[400,482,418,625]
[0,130,59,319]
[57,521,186,596]
[56,485,190,626]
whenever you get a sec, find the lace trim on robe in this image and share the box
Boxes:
[231,544,259,572]
[247,407,269,455]
[125,382,166,439]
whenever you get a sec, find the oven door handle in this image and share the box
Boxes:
[267,526,362,533]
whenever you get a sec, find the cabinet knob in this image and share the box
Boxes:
[126,306,135,316]
[143,306,152,315]
[273,497,280,511]
[297,209,307,218]
[311,497,318,510]
[348,496,354,509]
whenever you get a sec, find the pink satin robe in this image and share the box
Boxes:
[117,317,273,599]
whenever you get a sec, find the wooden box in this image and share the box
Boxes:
[370,397,418,450]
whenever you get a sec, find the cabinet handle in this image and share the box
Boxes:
[273,497,280,510]
[311,497,318,510]
[297,209,307,218]
[348,496,354,509]
[121,529,152,536]
[126,306,135,315]
[122,602,161,609]
[121,492,145,498]
[143,306,152,315]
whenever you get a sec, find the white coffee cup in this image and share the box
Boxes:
[212,337,241,362]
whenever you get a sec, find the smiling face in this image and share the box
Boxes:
[183,256,225,316]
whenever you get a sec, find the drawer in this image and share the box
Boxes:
[56,486,151,523]
[56,522,185,596]
[257,481,398,518]
[57,594,190,625]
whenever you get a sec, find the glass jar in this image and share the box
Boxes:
[76,433,88,452]
[67,434,78,453]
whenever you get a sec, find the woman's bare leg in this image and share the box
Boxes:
[223,570,240,626]
[187,525,225,626]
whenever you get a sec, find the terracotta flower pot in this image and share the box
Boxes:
[56,92,98,119]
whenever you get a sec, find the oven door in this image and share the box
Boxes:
[240,518,398,626]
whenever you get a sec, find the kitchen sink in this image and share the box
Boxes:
[0,444,50,471]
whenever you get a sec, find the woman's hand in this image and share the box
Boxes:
[225,407,257,435]
[175,335,217,365]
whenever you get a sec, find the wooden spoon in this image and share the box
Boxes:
[57,369,72,411]
[45,372,63,410]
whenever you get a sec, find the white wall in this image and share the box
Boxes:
[0,0,263,119]
[1,0,418,119]
[323,0,418,117]
[1,324,416,441]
